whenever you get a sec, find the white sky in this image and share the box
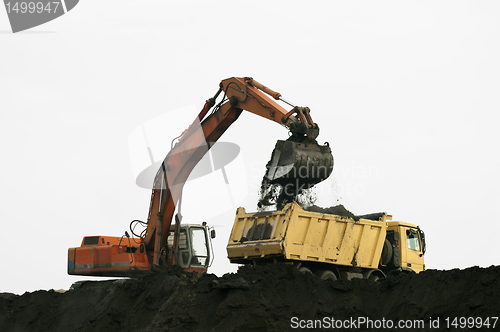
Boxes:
[1,1,499,294]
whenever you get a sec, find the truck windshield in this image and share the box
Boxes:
[407,229,421,252]
[190,228,209,266]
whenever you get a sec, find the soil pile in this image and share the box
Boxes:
[1,264,499,332]
[305,204,358,220]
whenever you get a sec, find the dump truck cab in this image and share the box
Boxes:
[386,221,426,273]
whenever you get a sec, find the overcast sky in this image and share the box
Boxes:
[1,1,499,294]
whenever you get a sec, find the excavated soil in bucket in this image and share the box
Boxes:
[258,138,333,210]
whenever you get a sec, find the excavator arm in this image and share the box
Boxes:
[144,77,332,266]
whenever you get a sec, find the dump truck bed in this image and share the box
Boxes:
[227,202,388,269]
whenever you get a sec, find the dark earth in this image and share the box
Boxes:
[1,263,499,332]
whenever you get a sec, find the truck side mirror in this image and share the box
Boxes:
[418,227,426,255]
[211,229,216,239]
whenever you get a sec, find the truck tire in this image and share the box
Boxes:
[363,269,385,282]
[315,270,337,281]
[381,239,393,265]
[298,266,313,275]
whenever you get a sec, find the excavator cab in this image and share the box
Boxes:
[68,224,214,277]
[166,224,214,271]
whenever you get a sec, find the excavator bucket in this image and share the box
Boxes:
[265,139,333,189]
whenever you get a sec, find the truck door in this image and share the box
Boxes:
[402,227,425,272]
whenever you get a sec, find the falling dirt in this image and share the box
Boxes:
[258,183,317,211]
[1,264,499,332]
[257,176,300,211]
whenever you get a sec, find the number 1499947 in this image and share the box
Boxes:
[445,317,498,329]
[5,2,62,14]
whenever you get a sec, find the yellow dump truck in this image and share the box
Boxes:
[226,202,426,281]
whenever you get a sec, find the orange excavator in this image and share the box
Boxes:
[68,77,334,277]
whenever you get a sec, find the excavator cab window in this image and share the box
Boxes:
[167,229,191,267]
[167,230,189,250]
[190,227,209,267]
[178,231,189,250]
[406,229,421,252]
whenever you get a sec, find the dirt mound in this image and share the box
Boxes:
[1,264,499,331]
[305,204,358,220]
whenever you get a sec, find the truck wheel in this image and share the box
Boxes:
[298,266,313,275]
[315,270,337,281]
